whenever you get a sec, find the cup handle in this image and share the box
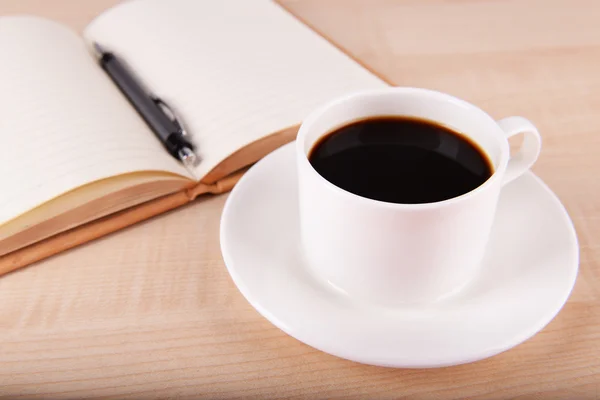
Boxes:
[496,116,542,186]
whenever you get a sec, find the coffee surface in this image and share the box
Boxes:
[308,116,493,204]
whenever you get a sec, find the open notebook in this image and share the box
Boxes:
[0,0,388,275]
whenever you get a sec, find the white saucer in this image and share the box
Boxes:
[220,142,579,368]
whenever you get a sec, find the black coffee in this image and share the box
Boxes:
[308,116,493,204]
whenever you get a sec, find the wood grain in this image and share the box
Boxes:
[0,0,598,398]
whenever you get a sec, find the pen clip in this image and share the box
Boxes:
[151,95,188,136]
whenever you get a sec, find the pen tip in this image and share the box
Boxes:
[179,147,200,168]
[92,42,105,56]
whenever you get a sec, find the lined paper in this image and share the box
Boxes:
[83,0,389,180]
[0,16,193,226]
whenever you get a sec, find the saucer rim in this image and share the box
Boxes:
[220,142,580,368]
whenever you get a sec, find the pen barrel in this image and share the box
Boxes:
[100,54,179,144]
[165,132,194,157]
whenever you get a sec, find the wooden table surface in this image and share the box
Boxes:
[0,0,599,398]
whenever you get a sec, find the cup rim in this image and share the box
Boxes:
[295,86,510,210]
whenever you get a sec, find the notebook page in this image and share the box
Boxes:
[82,0,389,180]
[0,16,194,226]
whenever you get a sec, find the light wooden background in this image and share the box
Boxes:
[0,0,599,398]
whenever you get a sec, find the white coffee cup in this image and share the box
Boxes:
[296,87,541,305]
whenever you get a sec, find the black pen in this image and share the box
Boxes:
[93,42,199,168]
